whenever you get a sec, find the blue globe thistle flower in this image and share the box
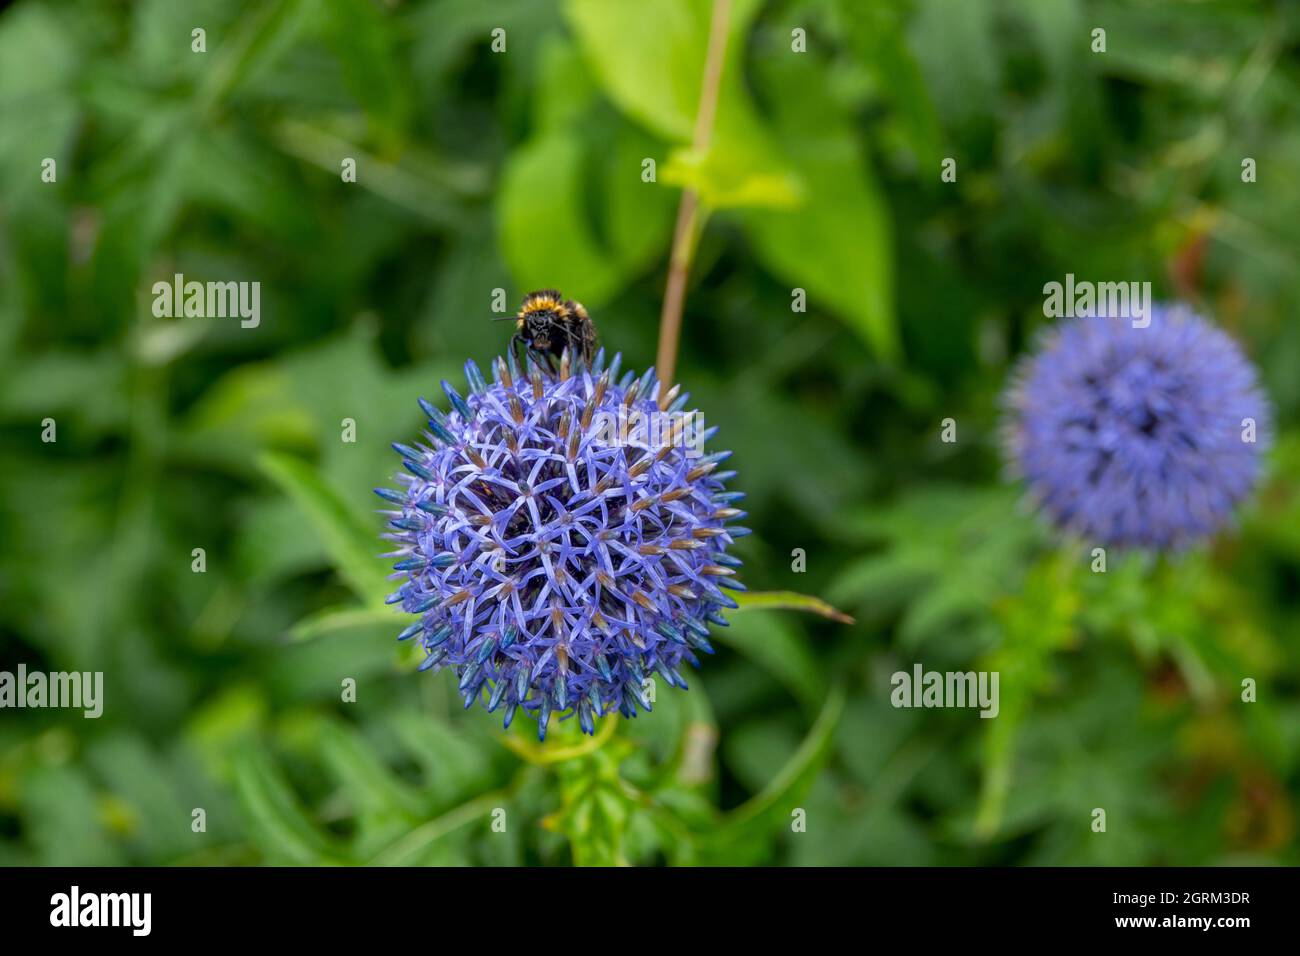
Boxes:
[377,350,746,740]
[1004,305,1271,550]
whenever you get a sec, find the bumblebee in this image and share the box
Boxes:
[509,289,597,369]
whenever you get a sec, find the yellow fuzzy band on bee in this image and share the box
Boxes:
[519,292,565,316]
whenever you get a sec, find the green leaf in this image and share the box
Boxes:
[258,451,390,608]
[498,135,626,305]
[317,0,411,150]
[660,144,801,211]
[316,719,423,820]
[826,555,933,611]
[713,681,846,839]
[733,589,854,624]
[86,736,195,861]
[711,612,824,711]
[273,119,481,226]
[897,578,991,648]
[532,32,600,134]
[549,736,639,866]
[563,0,762,143]
[388,711,497,807]
[0,3,79,192]
[232,745,342,865]
[907,0,999,149]
[739,55,897,358]
[835,0,945,170]
[289,605,394,642]
[19,765,121,866]
[192,0,305,117]
[562,0,793,217]
[828,486,1044,634]
[710,590,853,709]
[723,718,802,793]
[366,793,504,866]
[563,0,896,354]
[495,35,675,306]
[975,554,1082,839]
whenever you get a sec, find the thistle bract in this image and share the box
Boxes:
[1004,305,1270,550]
[378,351,745,739]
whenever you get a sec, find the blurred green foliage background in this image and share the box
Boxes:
[2,0,1299,866]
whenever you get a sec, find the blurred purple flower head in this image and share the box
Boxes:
[1004,305,1271,550]
[377,350,746,740]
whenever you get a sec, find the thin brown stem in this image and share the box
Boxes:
[656,0,732,386]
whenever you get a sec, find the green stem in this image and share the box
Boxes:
[655,0,732,386]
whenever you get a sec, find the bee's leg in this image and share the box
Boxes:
[508,334,526,372]
[562,326,584,370]
[576,328,590,368]
[535,338,560,373]
[510,334,543,376]
[520,340,555,375]
[556,329,573,371]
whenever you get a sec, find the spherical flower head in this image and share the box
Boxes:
[377,350,746,740]
[1004,305,1271,550]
